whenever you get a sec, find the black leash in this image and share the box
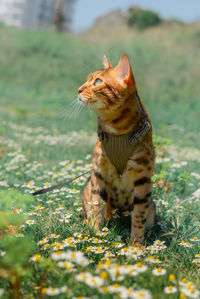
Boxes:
[32,169,92,196]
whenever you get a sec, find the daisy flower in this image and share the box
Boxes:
[75,272,93,282]
[42,287,60,296]
[145,256,161,264]
[38,238,49,245]
[52,210,61,215]
[133,289,152,299]
[181,287,199,298]
[85,276,104,288]
[30,254,41,262]
[108,284,124,293]
[57,261,74,271]
[192,258,200,265]
[113,242,124,248]
[43,243,50,250]
[190,237,200,242]
[152,268,166,276]
[46,199,53,204]
[51,251,68,261]
[26,219,35,225]
[74,233,82,238]
[164,286,177,294]
[50,233,60,239]
[26,210,36,216]
[13,208,22,214]
[16,233,24,237]
[64,212,73,219]
[179,241,193,248]
[35,205,44,210]
[133,262,148,273]
[56,205,65,211]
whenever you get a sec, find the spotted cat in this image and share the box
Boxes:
[78,54,156,244]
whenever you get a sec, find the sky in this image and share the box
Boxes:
[72,0,200,32]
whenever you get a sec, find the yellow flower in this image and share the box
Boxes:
[100,271,108,279]
[30,254,41,262]
[112,284,120,289]
[181,278,188,284]
[97,262,103,270]
[148,256,154,260]
[42,288,47,294]
[101,286,108,293]
[138,291,145,296]
[169,274,176,282]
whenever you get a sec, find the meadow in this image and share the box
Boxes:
[0,22,200,298]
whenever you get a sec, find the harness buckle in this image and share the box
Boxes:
[129,120,151,145]
[129,135,140,146]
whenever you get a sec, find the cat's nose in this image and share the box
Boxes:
[78,87,83,93]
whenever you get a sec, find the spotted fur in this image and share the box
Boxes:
[78,54,156,244]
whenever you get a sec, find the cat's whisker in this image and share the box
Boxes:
[62,98,81,119]
[69,102,82,119]
[65,99,79,113]
[62,100,76,117]
[74,103,83,119]
[74,100,82,116]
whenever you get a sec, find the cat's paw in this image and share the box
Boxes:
[129,235,144,247]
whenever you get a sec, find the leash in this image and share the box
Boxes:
[32,169,92,196]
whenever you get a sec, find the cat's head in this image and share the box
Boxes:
[78,54,136,112]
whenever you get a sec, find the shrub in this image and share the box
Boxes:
[128,7,161,29]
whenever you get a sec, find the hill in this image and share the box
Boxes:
[89,6,184,33]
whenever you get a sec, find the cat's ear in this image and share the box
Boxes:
[115,54,135,91]
[103,55,112,69]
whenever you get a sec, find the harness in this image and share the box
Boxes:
[97,91,151,174]
[98,119,151,174]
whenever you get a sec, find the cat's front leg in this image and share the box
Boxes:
[82,171,107,232]
[130,177,152,245]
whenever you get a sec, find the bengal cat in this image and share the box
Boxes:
[78,54,156,245]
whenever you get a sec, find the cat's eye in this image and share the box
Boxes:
[94,78,103,86]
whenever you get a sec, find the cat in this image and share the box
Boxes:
[78,54,156,245]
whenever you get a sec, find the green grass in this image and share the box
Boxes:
[0,24,200,298]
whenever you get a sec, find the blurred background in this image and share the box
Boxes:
[0,0,200,165]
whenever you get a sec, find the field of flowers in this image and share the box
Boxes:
[0,23,200,298]
[0,119,200,299]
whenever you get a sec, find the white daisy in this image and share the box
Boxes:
[164,286,177,294]
[152,268,166,276]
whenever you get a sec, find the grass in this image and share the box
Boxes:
[0,23,200,298]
